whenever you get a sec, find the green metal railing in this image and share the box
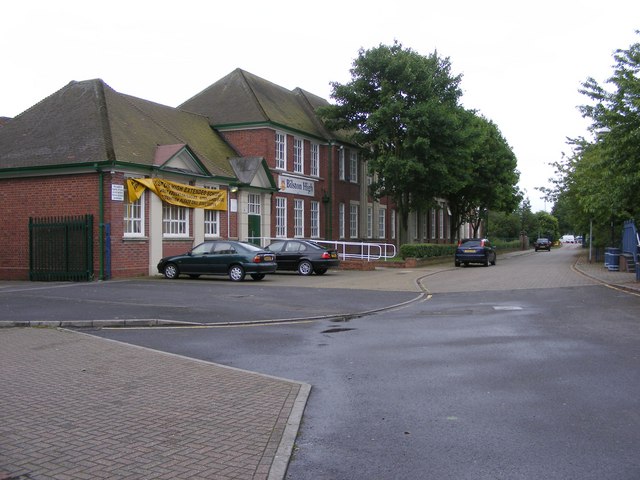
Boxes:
[29,215,94,281]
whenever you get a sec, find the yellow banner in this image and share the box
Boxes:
[126,178,227,211]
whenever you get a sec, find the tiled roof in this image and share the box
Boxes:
[0,79,237,177]
[180,69,350,143]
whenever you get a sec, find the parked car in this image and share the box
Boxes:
[561,235,576,243]
[265,239,340,275]
[157,240,277,281]
[455,238,496,267]
[533,238,552,251]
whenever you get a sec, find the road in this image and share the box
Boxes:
[87,246,640,480]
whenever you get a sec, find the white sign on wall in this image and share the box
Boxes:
[111,184,124,201]
[278,174,315,196]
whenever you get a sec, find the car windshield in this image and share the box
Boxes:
[537,238,549,242]
[460,240,482,247]
[266,241,285,252]
[239,242,263,252]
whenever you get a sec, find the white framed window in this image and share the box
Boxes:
[338,148,345,180]
[378,208,386,239]
[310,143,319,177]
[391,210,396,240]
[350,151,358,183]
[248,193,261,215]
[367,205,373,238]
[310,201,320,238]
[203,185,220,237]
[439,208,444,239]
[275,197,287,237]
[205,210,220,237]
[431,209,436,239]
[124,191,144,237]
[350,202,359,238]
[422,212,428,240]
[163,203,189,237]
[294,199,304,237]
[275,131,286,170]
[338,203,345,238]
[293,138,304,174]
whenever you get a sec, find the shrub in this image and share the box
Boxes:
[399,243,457,259]
[399,240,521,259]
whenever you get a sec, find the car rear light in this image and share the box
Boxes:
[253,255,262,263]
[321,252,331,259]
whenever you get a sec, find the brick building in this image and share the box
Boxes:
[0,70,461,281]
[0,79,274,280]
[180,69,397,245]
[0,72,400,281]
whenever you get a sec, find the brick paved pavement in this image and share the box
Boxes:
[0,328,309,480]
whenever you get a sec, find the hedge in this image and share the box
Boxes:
[399,240,522,259]
[399,243,457,259]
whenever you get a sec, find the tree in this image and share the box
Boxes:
[546,33,640,237]
[533,211,560,241]
[446,114,520,240]
[320,41,470,244]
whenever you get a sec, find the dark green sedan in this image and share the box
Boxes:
[157,240,277,281]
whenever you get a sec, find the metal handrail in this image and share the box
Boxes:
[246,237,397,261]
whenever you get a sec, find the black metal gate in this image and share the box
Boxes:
[29,215,94,281]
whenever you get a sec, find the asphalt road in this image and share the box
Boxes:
[87,246,640,480]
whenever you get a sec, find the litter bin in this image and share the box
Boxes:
[605,247,620,271]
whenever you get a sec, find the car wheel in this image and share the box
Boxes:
[298,260,313,276]
[251,273,265,281]
[314,268,328,275]
[228,265,246,282]
[455,260,461,267]
[163,263,179,279]
[491,255,496,266]
[483,257,489,267]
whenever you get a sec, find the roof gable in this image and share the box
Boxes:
[229,156,276,190]
[180,69,335,140]
[0,80,113,169]
[0,79,238,178]
[154,144,208,176]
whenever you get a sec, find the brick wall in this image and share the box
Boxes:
[0,173,102,280]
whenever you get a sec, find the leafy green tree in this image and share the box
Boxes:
[533,211,560,241]
[488,210,521,240]
[517,198,537,238]
[546,33,640,240]
[447,114,520,239]
[320,41,470,244]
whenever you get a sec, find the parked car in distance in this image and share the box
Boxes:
[265,239,340,275]
[533,238,552,251]
[561,235,576,243]
[455,238,496,267]
[157,240,277,281]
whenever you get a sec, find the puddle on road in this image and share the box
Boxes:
[421,305,524,316]
[321,327,355,334]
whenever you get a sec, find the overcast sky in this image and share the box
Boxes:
[3,0,639,212]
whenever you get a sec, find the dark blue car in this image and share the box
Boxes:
[455,238,496,267]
